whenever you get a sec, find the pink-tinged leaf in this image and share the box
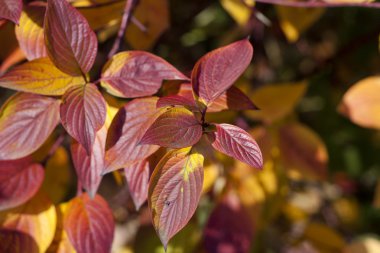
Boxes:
[207,124,263,169]
[0,229,39,253]
[140,107,202,148]
[207,86,258,112]
[60,84,107,155]
[101,51,188,98]
[44,0,97,76]
[204,192,253,253]
[15,3,47,60]
[0,0,22,24]
[124,159,150,210]
[192,39,253,104]
[0,158,44,211]
[71,126,107,198]
[64,193,114,253]
[149,148,204,248]
[0,93,60,160]
[104,97,162,173]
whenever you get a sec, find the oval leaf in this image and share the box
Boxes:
[278,122,328,179]
[149,147,204,248]
[0,57,85,95]
[60,83,107,154]
[157,94,197,110]
[207,86,258,112]
[208,124,263,169]
[104,97,162,173]
[0,0,22,24]
[0,93,60,160]
[71,126,106,198]
[101,51,188,98]
[204,192,253,253]
[140,107,202,148]
[339,76,380,129]
[0,229,39,253]
[192,39,253,104]
[64,193,114,253]
[15,4,47,60]
[125,159,150,211]
[44,0,97,76]
[0,191,57,253]
[0,158,44,211]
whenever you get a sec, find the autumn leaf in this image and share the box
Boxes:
[60,83,106,154]
[207,124,263,169]
[0,158,44,211]
[71,126,107,198]
[125,159,151,210]
[140,107,203,148]
[0,230,39,253]
[64,193,114,253]
[0,57,85,95]
[207,86,258,112]
[0,93,60,160]
[101,51,188,98]
[15,3,47,60]
[339,76,380,129]
[0,0,22,24]
[220,0,255,26]
[204,191,253,253]
[149,147,204,249]
[44,0,97,76]
[104,97,162,173]
[0,191,57,253]
[192,39,253,104]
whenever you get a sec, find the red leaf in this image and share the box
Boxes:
[0,158,44,211]
[192,39,253,104]
[124,159,150,210]
[44,0,97,76]
[208,124,263,169]
[101,51,188,98]
[207,86,258,112]
[140,107,202,148]
[71,126,107,198]
[0,0,22,24]
[0,93,60,160]
[104,97,161,173]
[15,3,47,60]
[204,192,253,253]
[149,148,204,248]
[0,230,39,253]
[60,84,107,155]
[64,193,114,253]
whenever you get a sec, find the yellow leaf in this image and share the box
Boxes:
[125,0,169,50]
[333,198,359,227]
[304,222,345,252]
[276,6,324,43]
[0,191,57,253]
[245,81,308,124]
[202,164,220,194]
[339,76,380,129]
[0,58,85,95]
[343,236,380,253]
[220,0,254,26]
[42,147,73,204]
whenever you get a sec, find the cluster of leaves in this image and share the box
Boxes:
[0,0,265,251]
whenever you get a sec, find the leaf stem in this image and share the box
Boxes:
[108,0,137,59]
[41,131,66,166]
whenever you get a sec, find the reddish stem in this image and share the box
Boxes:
[108,0,137,59]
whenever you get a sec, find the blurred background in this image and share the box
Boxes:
[1,0,380,252]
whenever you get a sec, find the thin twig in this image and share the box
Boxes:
[108,0,137,59]
[41,132,66,166]
[255,0,380,8]
[131,16,147,33]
